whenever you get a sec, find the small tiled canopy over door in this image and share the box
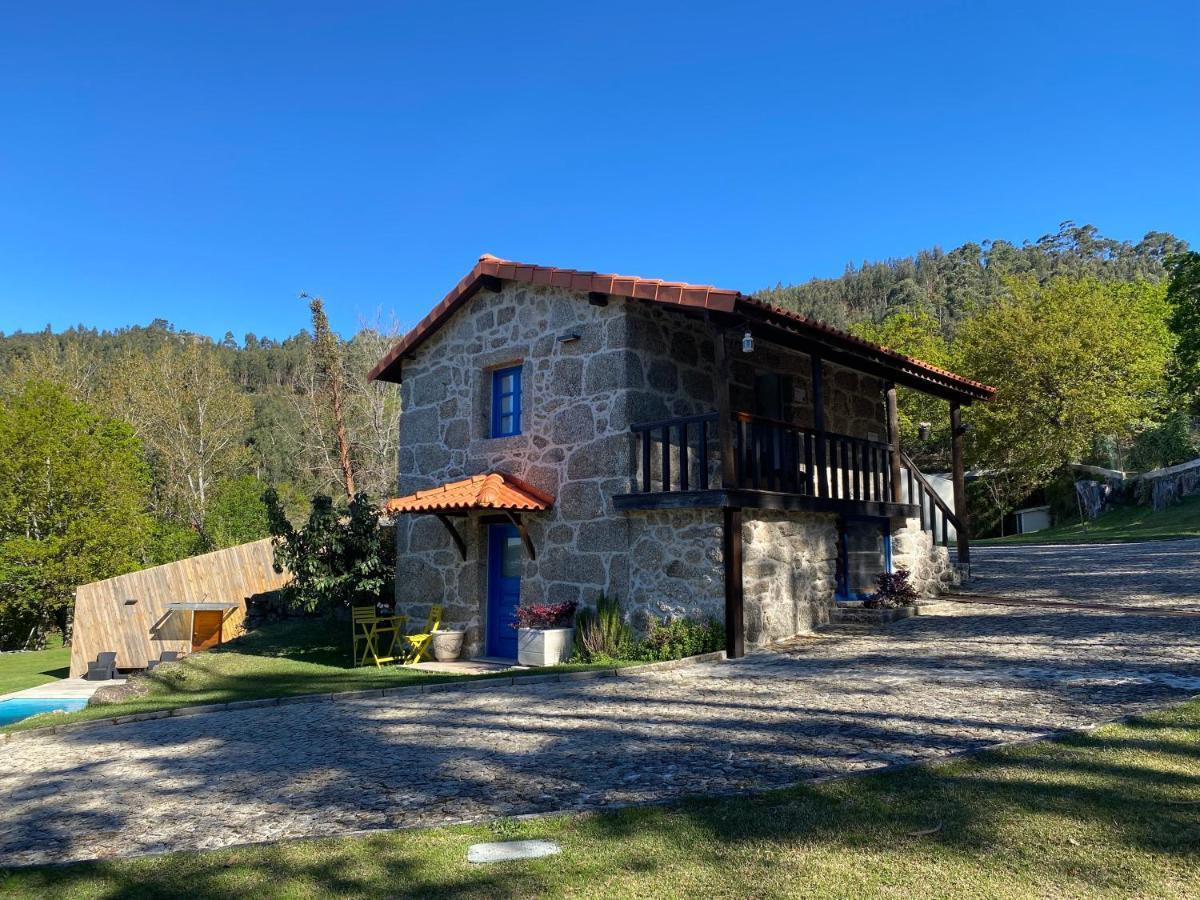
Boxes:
[191,611,223,651]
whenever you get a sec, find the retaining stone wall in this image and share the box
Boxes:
[742,510,839,646]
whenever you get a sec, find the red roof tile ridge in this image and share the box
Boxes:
[384,471,553,513]
[369,254,995,398]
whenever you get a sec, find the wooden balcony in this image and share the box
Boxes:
[613,411,963,546]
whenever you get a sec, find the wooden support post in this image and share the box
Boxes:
[811,355,828,498]
[723,506,745,659]
[885,383,903,504]
[712,326,737,488]
[950,402,971,570]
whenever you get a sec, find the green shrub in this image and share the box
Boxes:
[636,615,725,661]
[573,594,634,662]
[265,490,394,616]
[573,595,725,663]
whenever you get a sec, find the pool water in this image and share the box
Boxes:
[0,697,88,727]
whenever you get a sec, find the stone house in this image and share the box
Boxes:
[370,255,994,660]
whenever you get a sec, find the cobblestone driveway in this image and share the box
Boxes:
[4,587,1200,866]
[966,538,1200,611]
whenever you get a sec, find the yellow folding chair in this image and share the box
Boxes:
[403,604,443,664]
[352,606,406,667]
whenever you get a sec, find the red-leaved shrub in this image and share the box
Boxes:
[513,601,577,629]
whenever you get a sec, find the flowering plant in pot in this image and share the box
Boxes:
[513,600,577,666]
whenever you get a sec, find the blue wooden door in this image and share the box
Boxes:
[486,524,522,658]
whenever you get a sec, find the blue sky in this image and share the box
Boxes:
[1,1,1197,341]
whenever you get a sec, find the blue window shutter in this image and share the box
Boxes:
[491,365,522,437]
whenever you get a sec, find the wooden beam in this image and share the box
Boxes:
[504,512,537,560]
[587,291,609,307]
[434,514,467,560]
[722,507,745,659]
[613,487,918,518]
[811,355,829,498]
[885,382,903,504]
[741,315,990,403]
[711,323,737,488]
[950,402,971,569]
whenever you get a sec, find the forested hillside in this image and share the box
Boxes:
[0,304,400,647]
[754,222,1198,540]
[757,222,1186,335]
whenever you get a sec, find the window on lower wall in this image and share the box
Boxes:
[490,365,522,437]
[836,517,892,601]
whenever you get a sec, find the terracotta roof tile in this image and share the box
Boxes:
[368,254,996,402]
[383,473,553,514]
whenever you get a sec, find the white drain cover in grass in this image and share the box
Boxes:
[467,840,562,864]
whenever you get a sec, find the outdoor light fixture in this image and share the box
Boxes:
[742,330,754,353]
[124,598,138,606]
[556,333,580,343]
[918,422,932,441]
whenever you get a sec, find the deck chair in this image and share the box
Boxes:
[86,651,117,681]
[352,606,406,667]
[402,604,443,664]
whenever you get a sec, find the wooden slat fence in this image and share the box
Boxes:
[69,538,292,677]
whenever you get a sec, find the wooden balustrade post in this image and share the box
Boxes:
[713,326,737,489]
[885,383,903,504]
[811,355,828,498]
[950,402,971,570]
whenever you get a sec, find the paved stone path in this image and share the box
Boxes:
[3,592,1200,866]
[964,538,1200,612]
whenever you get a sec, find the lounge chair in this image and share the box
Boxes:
[86,651,117,681]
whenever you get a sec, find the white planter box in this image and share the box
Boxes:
[517,627,575,667]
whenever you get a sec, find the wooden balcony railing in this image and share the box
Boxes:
[732,412,896,503]
[629,411,894,502]
[627,412,963,546]
[630,411,720,493]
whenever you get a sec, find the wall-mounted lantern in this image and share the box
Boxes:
[918,422,932,441]
[742,330,754,353]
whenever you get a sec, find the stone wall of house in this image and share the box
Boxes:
[391,280,945,657]
[623,302,890,443]
[741,510,839,646]
[394,282,639,656]
[889,516,957,597]
[625,509,725,626]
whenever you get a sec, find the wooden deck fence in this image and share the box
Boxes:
[68,538,292,678]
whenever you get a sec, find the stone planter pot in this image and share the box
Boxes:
[517,627,575,667]
[431,630,465,662]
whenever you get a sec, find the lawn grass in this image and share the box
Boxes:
[0,635,69,696]
[0,619,612,733]
[4,698,1199,898]
[978,494,1200,545]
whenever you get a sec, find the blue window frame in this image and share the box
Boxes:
[835,516,892,601]
[490,365,522,437]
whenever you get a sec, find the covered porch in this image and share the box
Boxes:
[614,301,994,659]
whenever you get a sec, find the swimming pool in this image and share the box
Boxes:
[0,697,88,727]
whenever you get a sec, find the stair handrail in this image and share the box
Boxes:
[900,450,962,531]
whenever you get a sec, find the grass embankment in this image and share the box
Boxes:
[979,494,1200,546]
[5,699,1200,898]
[0,636,69,696]
[0,619,609,733]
